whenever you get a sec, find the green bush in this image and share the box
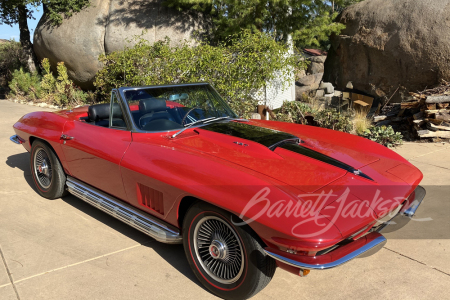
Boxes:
[8,58,93,107]
[275,101,314,124]
[94,30,297,118]
[8,68,42,100]
[0,41,28,81]
[40,58,93,106]
[363,125,403,148]
[313,109,353,132]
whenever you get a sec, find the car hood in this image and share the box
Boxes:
[172,120,413,190]
[172,120,422,238]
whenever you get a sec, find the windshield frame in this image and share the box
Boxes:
[117,82,239,133]
[117,83,239,133]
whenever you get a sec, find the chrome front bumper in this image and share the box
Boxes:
[10,135,24,144]
[265,186,426,271]
[265,233,387,270]
[374,185,426,233]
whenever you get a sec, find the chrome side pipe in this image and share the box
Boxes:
[66,176,182,244]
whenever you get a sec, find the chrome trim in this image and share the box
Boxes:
[375,185,426,233]
[403,185,426,217]
[66,176,182,244]
[10,135,23,144]
[265,235,387,270]
[116,83,239,134]
[193,216,244,284]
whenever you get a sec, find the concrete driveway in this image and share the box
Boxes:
[0,100,449,299]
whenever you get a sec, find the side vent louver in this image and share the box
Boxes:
[137,183,164,215]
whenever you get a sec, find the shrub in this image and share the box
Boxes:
[94,30,297,118]
[314,108,353,132]
[275,101,314,124]
[40,58,93,106]
[363,125,403,147]
[0,41,28,81]
[8,68,42,100]
[353,109,372,136]
[8,58,93,107]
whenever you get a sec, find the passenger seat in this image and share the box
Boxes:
[88,103,126,128]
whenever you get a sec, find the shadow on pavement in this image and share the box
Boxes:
[5,151,206,292]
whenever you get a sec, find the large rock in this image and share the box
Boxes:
[323,0,450,102]
[307,61,324,75]
[33,0,207,89]
[310,56,326,64]
[296,73,323,87]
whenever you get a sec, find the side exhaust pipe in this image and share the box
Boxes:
[66,176,182,244]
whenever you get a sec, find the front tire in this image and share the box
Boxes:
[30,140,68,199]
[183,202,276,300]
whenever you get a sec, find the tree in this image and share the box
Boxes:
[164,0,363,48]
[0,0,89,73]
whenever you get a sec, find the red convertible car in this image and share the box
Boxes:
[11,83,425,299]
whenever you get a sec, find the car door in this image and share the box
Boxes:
[60,91,131,201]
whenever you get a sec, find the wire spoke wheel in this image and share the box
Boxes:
[33,148,52,189]
[193,216,244,284]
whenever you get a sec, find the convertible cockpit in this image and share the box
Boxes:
[83,84,237,132]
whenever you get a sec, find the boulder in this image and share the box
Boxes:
[295,68,307,81]
[296,74,316,86]
[323,0,450,102]
[33,0,207,89]
[310,56,326,64]
[307,62,324,75]
[296,85,314,99]
[296,73,323,87]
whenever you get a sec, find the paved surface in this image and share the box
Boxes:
[0,100,449,299]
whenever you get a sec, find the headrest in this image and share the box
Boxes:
[88,103,123,121]
[139,99,167,113]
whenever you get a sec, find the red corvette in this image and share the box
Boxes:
[11,83,425,299]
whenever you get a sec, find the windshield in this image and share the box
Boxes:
[122,84,238,131]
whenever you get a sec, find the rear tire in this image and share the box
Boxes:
[30,140,68,199]
[183,202,276,300]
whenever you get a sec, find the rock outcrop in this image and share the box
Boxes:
[323,0,450,102]
[33,0,207,89]
[295,56,326,99]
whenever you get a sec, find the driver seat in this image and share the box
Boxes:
[138,99,172,128]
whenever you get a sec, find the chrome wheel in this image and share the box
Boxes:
[193,216,244,284]
[33,148,52,189]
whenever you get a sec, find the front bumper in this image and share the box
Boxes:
[10,135,24,144]
[265,185,426,271]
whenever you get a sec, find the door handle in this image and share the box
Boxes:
[60,134,74,140]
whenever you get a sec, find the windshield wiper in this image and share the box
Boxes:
[171,117,231,138]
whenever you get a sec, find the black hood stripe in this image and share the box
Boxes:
[201,122,297,148]
[200,122,373,181]
[280,143,373,181]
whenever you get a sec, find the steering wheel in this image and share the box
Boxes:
[181,107,200,126]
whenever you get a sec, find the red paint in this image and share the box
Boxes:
[12,106,423,261]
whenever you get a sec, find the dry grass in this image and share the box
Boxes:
[353,109,372,135]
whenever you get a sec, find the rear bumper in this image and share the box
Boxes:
[265,186,426,271]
